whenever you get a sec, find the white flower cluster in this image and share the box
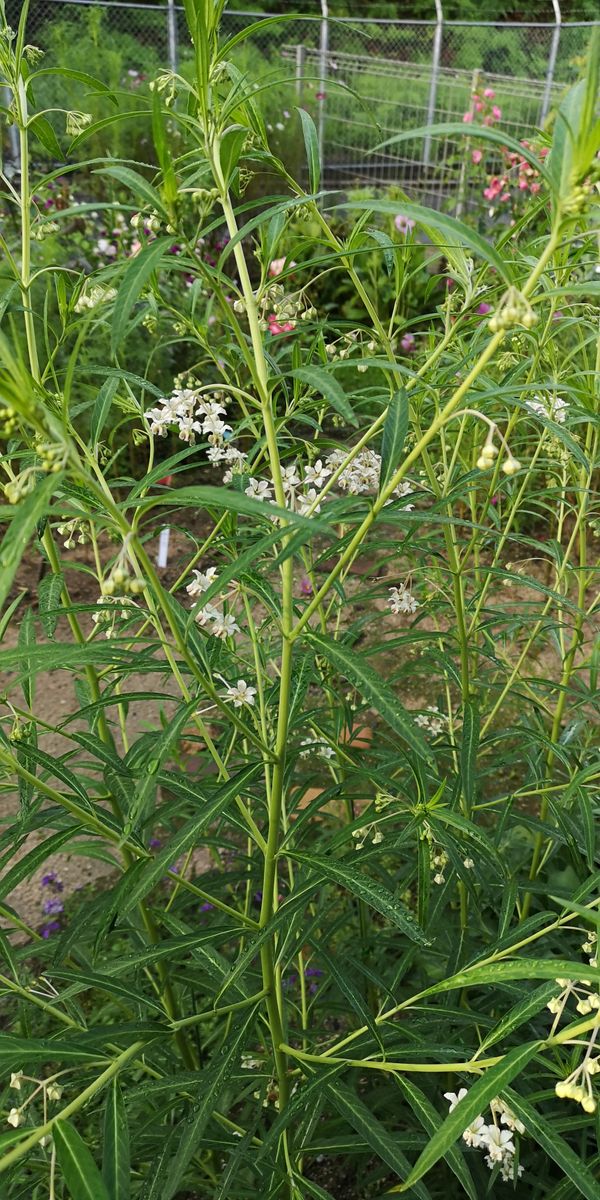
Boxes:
[444,1089,525,1182]
[186,566,240,640]
[414,706,447,737]
[74,283,117,313]
[326,447,415,504]
[388,584,419,615]
[144,389,232,445]
[548,933,599,1114]
[299,737,336,761]
[525,394,568,424]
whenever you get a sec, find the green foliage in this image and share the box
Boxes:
[0,6,599,1200]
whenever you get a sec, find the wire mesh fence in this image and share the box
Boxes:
[3,0,597,203]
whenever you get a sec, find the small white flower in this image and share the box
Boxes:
[9,1073,23,1092]
[224,679,257,708]
[186,567,218,598]
[483,1125,515,1162]
[210,611,240,639]
[7,1108,23,1128]
[388,585,419,615]
[245,478,274,501]
[444,1089,468,1112]
[462,1115,487,1147]
[303,459,331,490]
[463,857,475,869]
[46,1083,62,1102]
[282,463,301,491]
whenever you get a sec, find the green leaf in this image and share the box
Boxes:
[111,238,171,354]
[29,115,63,160]
[96,166,165,216]
[296,107,320,193]
[379,388,409,494]
[366,226,395,275]
[102,1081,130,1200]
[32,66,115,98]
[327,1081,431,1200]
[335,198,512,284]
[118,764,262,916]
[374,123,555,192]
[479,982,559,1052]
[141,484,333,535]
[90,377,119,447]
[290,366,358,428]
[0,475,58,612]
[395,1077,478,1200]
[288,851,430,945]
[503,1090,600,1200]
[306,631,433,764]
[144,1008,259,1200]
[392,1042,541,1193]
[0,829,80,902]
[220,123,249,186]
[38,571,64,639]
[54,1120,112,1200]
[460,699,479,810]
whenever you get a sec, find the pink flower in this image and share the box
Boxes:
[477,302,491,315]
[269,256,296,277]
[492,105,502,120]
[268,314,294,336]
[472,149,482,165]
[315,91,326,101]
[400,332,415,353]
[530,181,541,194]
[394,213,415,234]
[483,87,495,99]
[474,100,483,112]
[462,111,473,124]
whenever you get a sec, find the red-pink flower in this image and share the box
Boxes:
[472,149,482,165]
[462,111,473,124]
[483,87,495,99]
[315,91,326,101]
[492,105,502,120]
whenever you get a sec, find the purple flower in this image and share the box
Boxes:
[41,872,63,891]
[41,921,61,939]
[299,577,313,597]
[400,332,416,353]
[148,837,162,850]
[43,898,64,916]
[477,302,491,315]
[304,967,323,978]
[200,902,214,913]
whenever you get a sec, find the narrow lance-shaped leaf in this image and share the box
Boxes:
[288,851,430,945]
[290,366,358,428]
[111,237,171,354]
[296,106,320,193]
[54,1119,112,1200]
[102,1080,130,1200]
[379,388,409,494]
[306,631,433,764]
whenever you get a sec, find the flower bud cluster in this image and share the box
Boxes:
[92,595,139,639]
[56,518,90,549]
[476,428,521,476]
[74,283,117,313]
[488,287,538,333]
[130,210,162,235]
[65,111,92,137]
[562,181,594,216]
[0,405,19,438]
[102,564,145,597]
[548,934,599,1114]
[5,1071,63,1134]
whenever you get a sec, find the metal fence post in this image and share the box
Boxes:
[540,0,561,123]
[295,43,306,102]
[317,0,329,188]
[423,0,443,168]
[166,0,178,73]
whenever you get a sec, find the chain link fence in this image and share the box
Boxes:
[4,0,597,202]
